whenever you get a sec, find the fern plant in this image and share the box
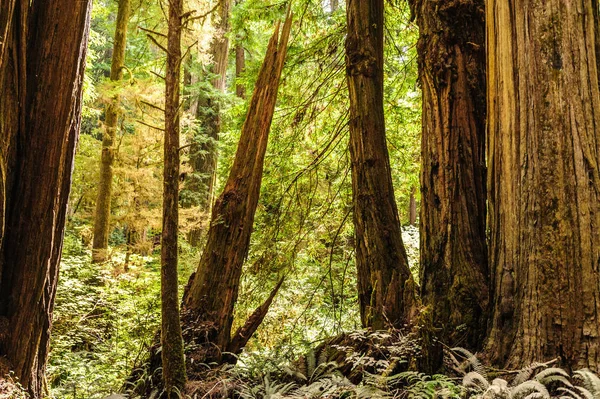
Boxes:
[454,349,600,399]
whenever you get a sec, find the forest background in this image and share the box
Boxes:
[48,0,421,397]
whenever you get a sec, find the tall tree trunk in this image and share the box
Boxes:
[486,0,600,371]
[331,0,339,12]
[0,0,91,396]
[235,43,246,99]
[92,0,131,263]
[161,0,187,393]
[408,186,416,226]
[409,0,488,362]
[182,12,292,362]
[345,0,417,330]
[187,0,232,213]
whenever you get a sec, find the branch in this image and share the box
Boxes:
[178,143,193,152]
[227,276,285,355]
[135,119,164,131]
[140,99,165,112]
[182,3,219,25]
[149,70,166,81]
[146,33,168,53]
[138,26,167,38]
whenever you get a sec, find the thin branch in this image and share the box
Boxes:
[146,33,168,53]
[149,70,166,80]
[140,99,165,112]
[135,119,164,131]
[138,25,167,38]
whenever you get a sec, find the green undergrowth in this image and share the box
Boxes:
[47,231,197,399]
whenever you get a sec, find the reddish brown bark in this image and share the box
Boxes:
[345,0,417,330]
[486,0,600,370]
[161,0,187,394]
[409,0,488,363]
[182,12,292,360]
[0,0,91,396]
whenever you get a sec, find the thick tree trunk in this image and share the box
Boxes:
[161,0,187,393]
[0,0,91,396]
[486,0,600,371]
[92,0,131,263]
[345,0,417,331]
[182,13,292,361]
[409,0,488,359]
[187,0,232,214]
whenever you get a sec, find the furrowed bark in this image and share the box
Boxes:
[486,0,600,371]
[409,0,488,367]
[345,0,417,330]
[0,0,92,396]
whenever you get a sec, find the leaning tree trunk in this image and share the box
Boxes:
[161,0,187,394]
[345,0,417,331]
[92,0,131,263]
[486,0,600,371]
[0,0,91,396]
[182,12,292,362]
[409,0,488,362]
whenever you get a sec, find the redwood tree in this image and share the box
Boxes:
[409,0,488,355]
[185,0,232,225]
[345,0,417,330]
[92,0,131,263]
[161,0,187,393]
[486,0,600,370]
[0,0,91,395]
[182,12,292,360]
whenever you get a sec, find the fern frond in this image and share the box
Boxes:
[524,393,550,399]
[575,386,597,399]
[574,369,600,399]
[534,367,573,388]
[558,387,587,399]
[462,371,489,391]
[513,363,545,386]
[452,347,486,378]
[510,380,550,399]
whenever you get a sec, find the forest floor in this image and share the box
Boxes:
[43,227,600,399]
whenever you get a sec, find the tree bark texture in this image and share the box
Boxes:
[92,0,131,263]
[183,12,292,359]
[0,0,91,396]
[345,0,417,331]
[161,0,187,394]
[187,0,232,216]
[486,0,600,371]
[409,0,489,355]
